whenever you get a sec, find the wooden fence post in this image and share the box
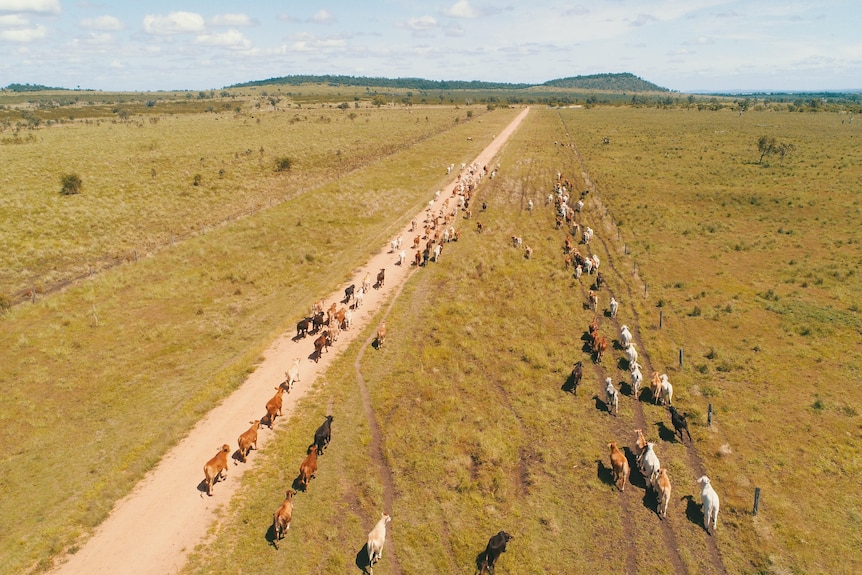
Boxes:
[708,403,713,427]
[659,310,663,329]
[753,487,762,515]
[679,348,684,369]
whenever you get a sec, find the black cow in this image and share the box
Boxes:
[311,415,333,455]
[668,406,692,443]
[376,268,385,288]
[595,272,605,289]
[569,361,583,396]
[344,284,355,303]
[296,317,311,338]
[311,311,325,333]
[480,531,513,575]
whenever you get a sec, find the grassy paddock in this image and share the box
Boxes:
[0,108,520,575]
[0,105,488,301]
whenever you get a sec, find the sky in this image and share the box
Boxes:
[1,0,860,93]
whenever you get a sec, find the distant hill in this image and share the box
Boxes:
[228,73,666,92]
[229,75,532,91]
[542,73,668,92]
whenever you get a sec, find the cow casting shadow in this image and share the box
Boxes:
[655,421,677,443]
[682,494,704,528]
[355,543,373,573]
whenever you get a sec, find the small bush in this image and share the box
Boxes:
[192,173,202,186]
[60,173,82,195]
[0,293,12,312]
[275,157,292,172]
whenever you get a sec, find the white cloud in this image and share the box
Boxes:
[196,29,252,50]
[311,9,335,24]
[0,13,28,26]
[0,23,45,41]
[0,0,59,14]
[404,16,437,32]
[444,0,477,18]
[289,32,346,53]
[211,13,255,27]
[143,12,205,35]
[629,13,657,27]
[80,15,123,31]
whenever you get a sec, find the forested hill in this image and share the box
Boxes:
[229,75,532,90]
[543,73,668,92]
[227,72,668,92]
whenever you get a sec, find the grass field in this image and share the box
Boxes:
[3,102,860,574]
[0,104,519,575]
[1,103,486,302]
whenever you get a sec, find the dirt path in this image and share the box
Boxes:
[50,107,529,575]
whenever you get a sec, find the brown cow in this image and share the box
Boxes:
[265,386,288,429]
[272,490,294,549]
[593,335,609,363]
[609,441,629,492]
[412,235,421,249]
[414,250,422,266]
[313,330,330,363]
[236,420,260,463]
[633,429,648,465]
[299,444,318,492]
[203,444,231,496]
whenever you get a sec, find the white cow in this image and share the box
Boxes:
[640,442,661,491]
[620,325,633,348]
[660,373,673,406]
[591,254,600,272]
[286,358,301,391]
[367,513,391,571]
[609,296,619,318]
[625,343,638,367]
[583,257,593,274]
[605,377,619,416]
[432,244,442,262]
[630,365,643,397]
[398,250,407,266]
[583,226,594,244]
[697,476,720,534]
[354,286,365,309]
[575,264,583,280]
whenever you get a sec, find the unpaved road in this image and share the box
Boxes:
[50,107,529,575]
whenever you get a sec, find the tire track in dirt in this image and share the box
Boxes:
[353,280,410,575]
[558,110,727,574]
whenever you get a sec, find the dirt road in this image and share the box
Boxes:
[50,107,530,575]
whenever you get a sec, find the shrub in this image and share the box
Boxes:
[275,157,292,172]
[60,173,82,195]
[192,173,202,186]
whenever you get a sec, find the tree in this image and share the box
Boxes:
[757,136,796,164]
[275,157,292,172]
[60,173,82,195]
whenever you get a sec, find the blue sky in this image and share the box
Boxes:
[1,0,859,93]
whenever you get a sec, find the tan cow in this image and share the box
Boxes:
[203,444,231,496]
[236,420,260,464]
[656,468,672,518]
[272,490,294,550]
[608,442,629,491]
[376,321,387,348]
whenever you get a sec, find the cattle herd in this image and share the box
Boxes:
[197,162,720,573]
[546,172,720,535]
